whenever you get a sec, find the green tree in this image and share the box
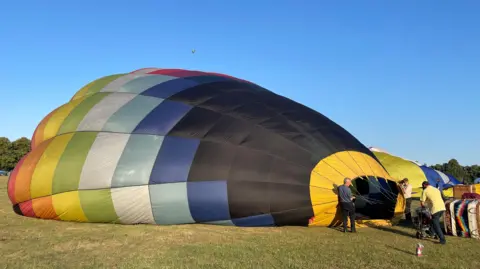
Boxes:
[11,137,31,161]
[445,159,465,181]
[0,137,14,171]
[469,165,480,182]
[429,159,479,184]
[0,137,31,171]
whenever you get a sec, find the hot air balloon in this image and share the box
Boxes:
[369,147,461,198]
[7,68,404,227]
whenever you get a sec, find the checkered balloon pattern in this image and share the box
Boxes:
[8,68,404,227]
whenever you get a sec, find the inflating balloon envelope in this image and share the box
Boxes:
[8,68,405,227]
[369,148,461,198]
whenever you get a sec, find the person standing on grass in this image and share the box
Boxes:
[338,178,356,233]
[400,178,413,222]
[420,181,446,245]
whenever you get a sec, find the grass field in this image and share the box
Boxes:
[1,176,479,269]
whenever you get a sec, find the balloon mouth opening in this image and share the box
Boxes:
[350,176,400,220]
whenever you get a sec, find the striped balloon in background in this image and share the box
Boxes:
[369,148,461,198]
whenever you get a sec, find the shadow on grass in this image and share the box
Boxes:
[395,220,415,229]
[386,245,414,256]
[329,226,360,233]
[366,224,415,238]
[329,226,347,233]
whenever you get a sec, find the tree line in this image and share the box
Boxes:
[429,159,480,184]
[0,136,479,183]
[0,137,31,172]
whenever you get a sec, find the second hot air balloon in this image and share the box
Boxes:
[370,147,461,198]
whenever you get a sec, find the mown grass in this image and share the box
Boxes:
[1,176,478,269]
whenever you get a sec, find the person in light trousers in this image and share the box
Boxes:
[400,178,413,222]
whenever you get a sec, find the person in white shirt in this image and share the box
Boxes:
[400,178,413,222]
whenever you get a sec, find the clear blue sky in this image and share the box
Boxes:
[1,1,479,166]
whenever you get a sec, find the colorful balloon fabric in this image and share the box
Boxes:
[370,148,461,198]
[8,68,404,227]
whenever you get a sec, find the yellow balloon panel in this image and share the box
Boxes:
[309,151,404,227]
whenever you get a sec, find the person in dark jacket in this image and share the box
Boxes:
[338,178,356,233]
